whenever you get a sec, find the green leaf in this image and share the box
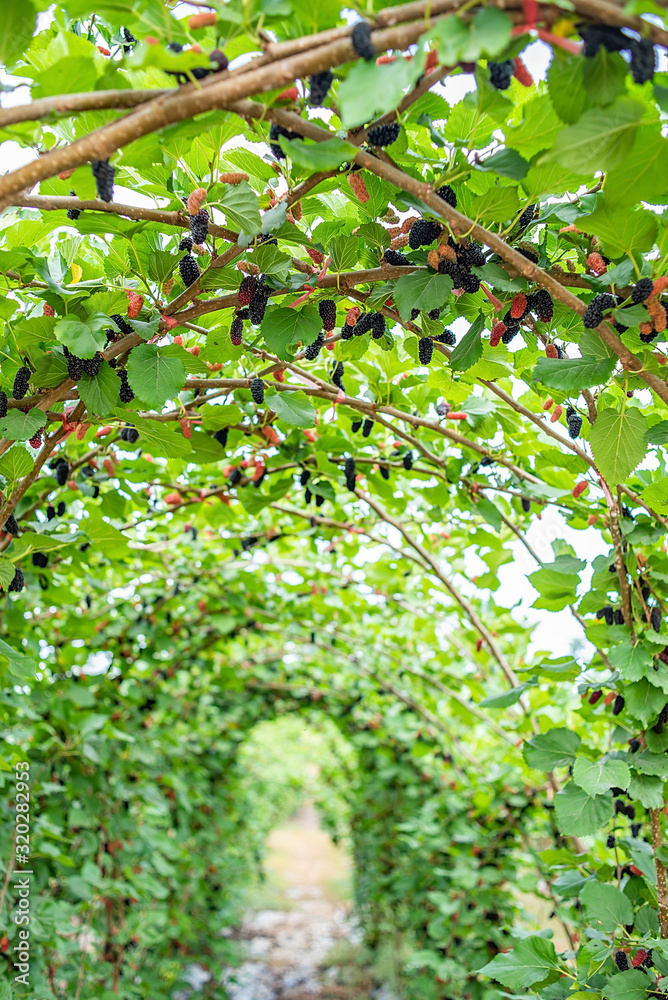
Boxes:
[264,390,316,428]
[126,345,186,409]
[329,235,360,273]
[338,57,424,129]
[0,0,37,66]
[523,727,581,771]
[539,97,644,175]
[0,446,33,485]
[581,881,634,932]
[589,407,648,486]
[582,49,628,107]
[572,757,630,797]
[641,476,668,514]
[548,52,593,124]
[605,127,668,207]
[628,773,664,809]
[261,305,321,361]
[30,351,69,389]
[554,783,614,835]
[471,184,519,223]
[449,320,484,372]
[478,936,560,988]
[219,182,261,236]
[630,752,668,777]
[280,137,357,171]
[478,148,529,180]
[0,408,46,442]
[625,679,667,726]
[579,197,658,257]
[463,7,512,60]
[533,356,616,393]
[393,271,453,321]
[78,363,121,416]
[0,557,16,591]
[252,243,293,283]
[0,636,35,680]
[54,313,109,358]
[604,971,652,1000]
[608,641,654,681]
[479,683,530,708]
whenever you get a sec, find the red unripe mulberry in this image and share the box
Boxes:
[545,344,558,358]
[446,411,467,420]
[306,247,325,266]
[347,173,369,203]
[127,290,144,318]
[587,252,607,276]
[104,458,115,477]
[542,397,553,410]
[589,689,603,704]
[188,11,217,27]
[219,172,249,185]
[187,187,208,216]
[490,321,506,347]
[43,303,55,317]
[346,306,361,326]
[510,293,527,319]
[550,404,563,422]
[164,491,182,505]
[573,481,588,498]
[513,56,533,87]
[652,276,668,296]
[180,418,192,439]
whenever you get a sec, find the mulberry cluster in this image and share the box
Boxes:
[179,254,200,288]
[351,22,375,61]
[309,70,334,106]
[230,316,244,346]
[631,277,654,303]
[409,218,441,249]
[189,209,209,244]
[435,329,456,346]
[566,406,583,439]
[120,426,139,444]
[66,190,81,221]
[436,184,457,208]
[269,122,301,159]
[117,369,135,403]
[238,275,257,306]
[580,25,656,83]
[63,347,84,382]
[418,337,434,365]
[248,280,270,324]
[305,333,325,359]
[383,249,410,266]
[319,299,337,331]
[12,366,30,400]
[489,59,514,90]
[367,122,400,147]
[91,159,115,202]
[344,456,357,491]
[583,293,615,328]
[82,353,103,377]
[250,378,265,405]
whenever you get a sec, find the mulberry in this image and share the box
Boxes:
[517,203,536,230]
[189,209,209,244]
[331,361,345,389]
[613,608,625,625]
[613,694,625,715]
[367,122,400,147]
[351,420,362,433]
[111,314,134,336]
[8,567,24,593]
[435,329,456,346]
[0,391,6,418]
[436,184,457,208]
[250,378,265,404]
[369,313,386,339]
[121,426,139,444]
[214,428,228,448]
[403,452,413,470]
[179,236,193,253]
[460,271,481,294]
[29,430,42,448]
[510,293,528,319]
[589,689,603,705]
[631,277,654,303]
[418,337,433,365]
[607,835,616,848]
[409,219,441,249]
[490,322,506,347]
[489,59,514,90]
[306,247,325,267]
[238,275,257,305]
[269,122,300,159]
[651,606,662,633]
[304,333,324,359]
[127,291,143,318]
[383,249,409,266]
[614,951,631,972]
[362,418,374,438]
[347,173,369,203]
[630,37,656,84]
[4,513,19,535]
[55,459,69,485]
[230,317,244,346]
[629,737,641,752]
[521,497,531,512]
[583,297,608,328]
[566,408,583,439]
[65,349,84,382]
[229,467,242,486]
[118,369,135,403]
[319,299,337,331]
[380,465,390,480]
[464,242,486,268]
[516,243,539,264]
[352,313,374,337]
[179,255,200,288]
[82,353,103,377]
[237,307,250,321]
[502,324,520,344]
[309,70,334,106]
[91,159,115,201]
[351,21,375,61]
[532,288,554,322]
[249,284,270,325]
[32,552,48,568]
[587,252,607,276]
[344,456,357,491]
[66,189,81,221]
[46,506,55,520]
[12,366,30,399]
[579,25,628,57]
[640,323,658,344]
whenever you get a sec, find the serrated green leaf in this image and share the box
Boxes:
[590,407,648,486]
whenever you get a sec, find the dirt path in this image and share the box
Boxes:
[223,803,374,1000]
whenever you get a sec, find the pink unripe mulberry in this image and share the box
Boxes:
[573,481,588,498]
[219,172,249,185]
[647,297,667,332]
[43,303,55,317]
[164,491,182,505]
[428,249,440,270]
[346,306,361,326]
[542,397,554,410]
[550,404,563,422]
[75,423,89,440]
[510,293,527,319]
[127,290,144,318]
[103,458,115,477]
[187,187,208,216]
[347,173,369,203]
[513,56,533,87]
[173,335,184,346]
[545,344,558,358]
[180,418,192,439]
[306,247,324,266]
[489,321,506,347]
[587,252,607,276]
[187,345,201,356]
[188,11,216,28]
[96,425,113,438]
[652,276,668,296]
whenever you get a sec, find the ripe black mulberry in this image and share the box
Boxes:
[214,428,228,448]
[631,277,653,303]
[189,209,209,244]
[351,21,375,61]
[111,314,134,335]
[82,353,103,377]
[367,122,400,147]
[67,190,81,221]
[517,203,537,230]
[55,459,69,485]
[309,70,334,106]
[250,378,265,404]
[435,329,456,346]
[613,694,625,715]
[630,37,656,84]
[583,293,615,328]
[8,567,24,593]
[304,333,324,360]
[238,275,257,305]
[409,219,441,249]
[0,391,6,418]
[489,59,514,90]
[651,606,662,633]
[369,313,386,339]
[331,361,345,390]
[179,235,193,253]
[344,456,357,491]
[319,299,337,331]
[248,283,270,325]
[383,249,409,266]
[362,419,374,438]
[269,122,300,159]
[566,407,583,439]
[12,366,30,400]
[64,348,84,382]
[436,184,457,208]
[4,513,19,535]
[352,313,374,337]
[118,369,135,403]
[230,316,244,346]
[179,254,200,288]
[418,337,433,365]
[532,288,554,322]
[614,951,630,972]
[91,159,115,201]
[32,552,48,568]
[403,452,413,469]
